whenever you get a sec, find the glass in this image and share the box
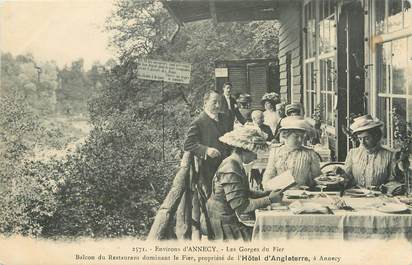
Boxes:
[316,185,327,197]
[377,42,391,93]
[408,36,412,95]
[320,60,325,90]
[392,38,408,94]
[327,93,333,126]
[377,96,388,146]
[304,5,310,58]
[321,93,327,122]
[393,97,407,120]
[392,97,407,148]
[375,0,386,34]
[311,92,316,115]
[319,0,335,54]
[305,2,317,58]
[319,0,326,53]
[388,0,403,32]
[404,1,411,28]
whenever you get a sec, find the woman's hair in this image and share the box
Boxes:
[232,147,249,154]
[355,127,383,141]
[263,99,276,109]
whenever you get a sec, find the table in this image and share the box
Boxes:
[252,195,412,241]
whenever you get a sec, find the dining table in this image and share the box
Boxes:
[252,192,412,241]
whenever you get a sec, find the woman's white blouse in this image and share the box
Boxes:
[344,145,394,187]
[262,144,321,189]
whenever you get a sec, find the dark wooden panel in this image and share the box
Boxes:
[228,67,248,95]
[248,65,268,108]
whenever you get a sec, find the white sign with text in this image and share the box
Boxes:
[136,59,191,84]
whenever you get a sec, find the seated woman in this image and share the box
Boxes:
[261,92,281,134]
[344,115,394,188]
[206,126,283,241]
[262,116,321,189]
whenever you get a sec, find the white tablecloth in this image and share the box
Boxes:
[253,196,412,241]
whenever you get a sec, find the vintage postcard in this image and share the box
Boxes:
[1,0,412,264]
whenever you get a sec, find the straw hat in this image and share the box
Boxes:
[219,126,268,153]
[350,114,383,133]
[285,102,302,115]
[278,116,312,132]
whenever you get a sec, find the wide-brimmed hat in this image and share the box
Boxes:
[219,126,268,153]
[279,116,311,132]
[350,114,383,133]
[285,102,302,115]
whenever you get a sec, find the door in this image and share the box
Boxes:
[336,1,365,160]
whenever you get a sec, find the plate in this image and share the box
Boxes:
[376,203,409,213]
[345,188,370,197]
[284,190,309,199]
[314,175,344,185]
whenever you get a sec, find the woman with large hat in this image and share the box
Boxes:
[206,126,283,241]
[344,115,394,188]
[261,92,281,134]
[262,116,321,190]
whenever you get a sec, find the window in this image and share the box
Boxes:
[305,62,317,115]
[373,0,412,149]
[303,0,337,126]
[375,0,411,34]
[319,58,336,126]
[376,37,412,147]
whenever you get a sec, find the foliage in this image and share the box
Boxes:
[0,94,65,236]
[392,106,412,179]
[312,103,324,126]
[0,0,281,238]
[0,160,63,236]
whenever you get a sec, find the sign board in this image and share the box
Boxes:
[215,67,228,77]
[136,59,191,84]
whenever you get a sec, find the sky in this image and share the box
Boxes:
[0,0,116,69]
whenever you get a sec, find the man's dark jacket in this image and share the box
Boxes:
[259,124,274,141]
[220,96,245,131]
[183,112,231,198]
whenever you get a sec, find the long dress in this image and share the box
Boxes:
[262,144,321,189]
[206,156,270,241]
[344,144,394,187]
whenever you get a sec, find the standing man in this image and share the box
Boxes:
[184,90,231,198]
[220,82,246,131]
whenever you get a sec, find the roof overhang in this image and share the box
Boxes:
[162,0,291,24]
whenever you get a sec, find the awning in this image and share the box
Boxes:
[162,0,292,24]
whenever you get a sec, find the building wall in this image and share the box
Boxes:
[277,2,302,103]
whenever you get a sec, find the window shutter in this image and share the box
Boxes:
[247,64,268,109]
